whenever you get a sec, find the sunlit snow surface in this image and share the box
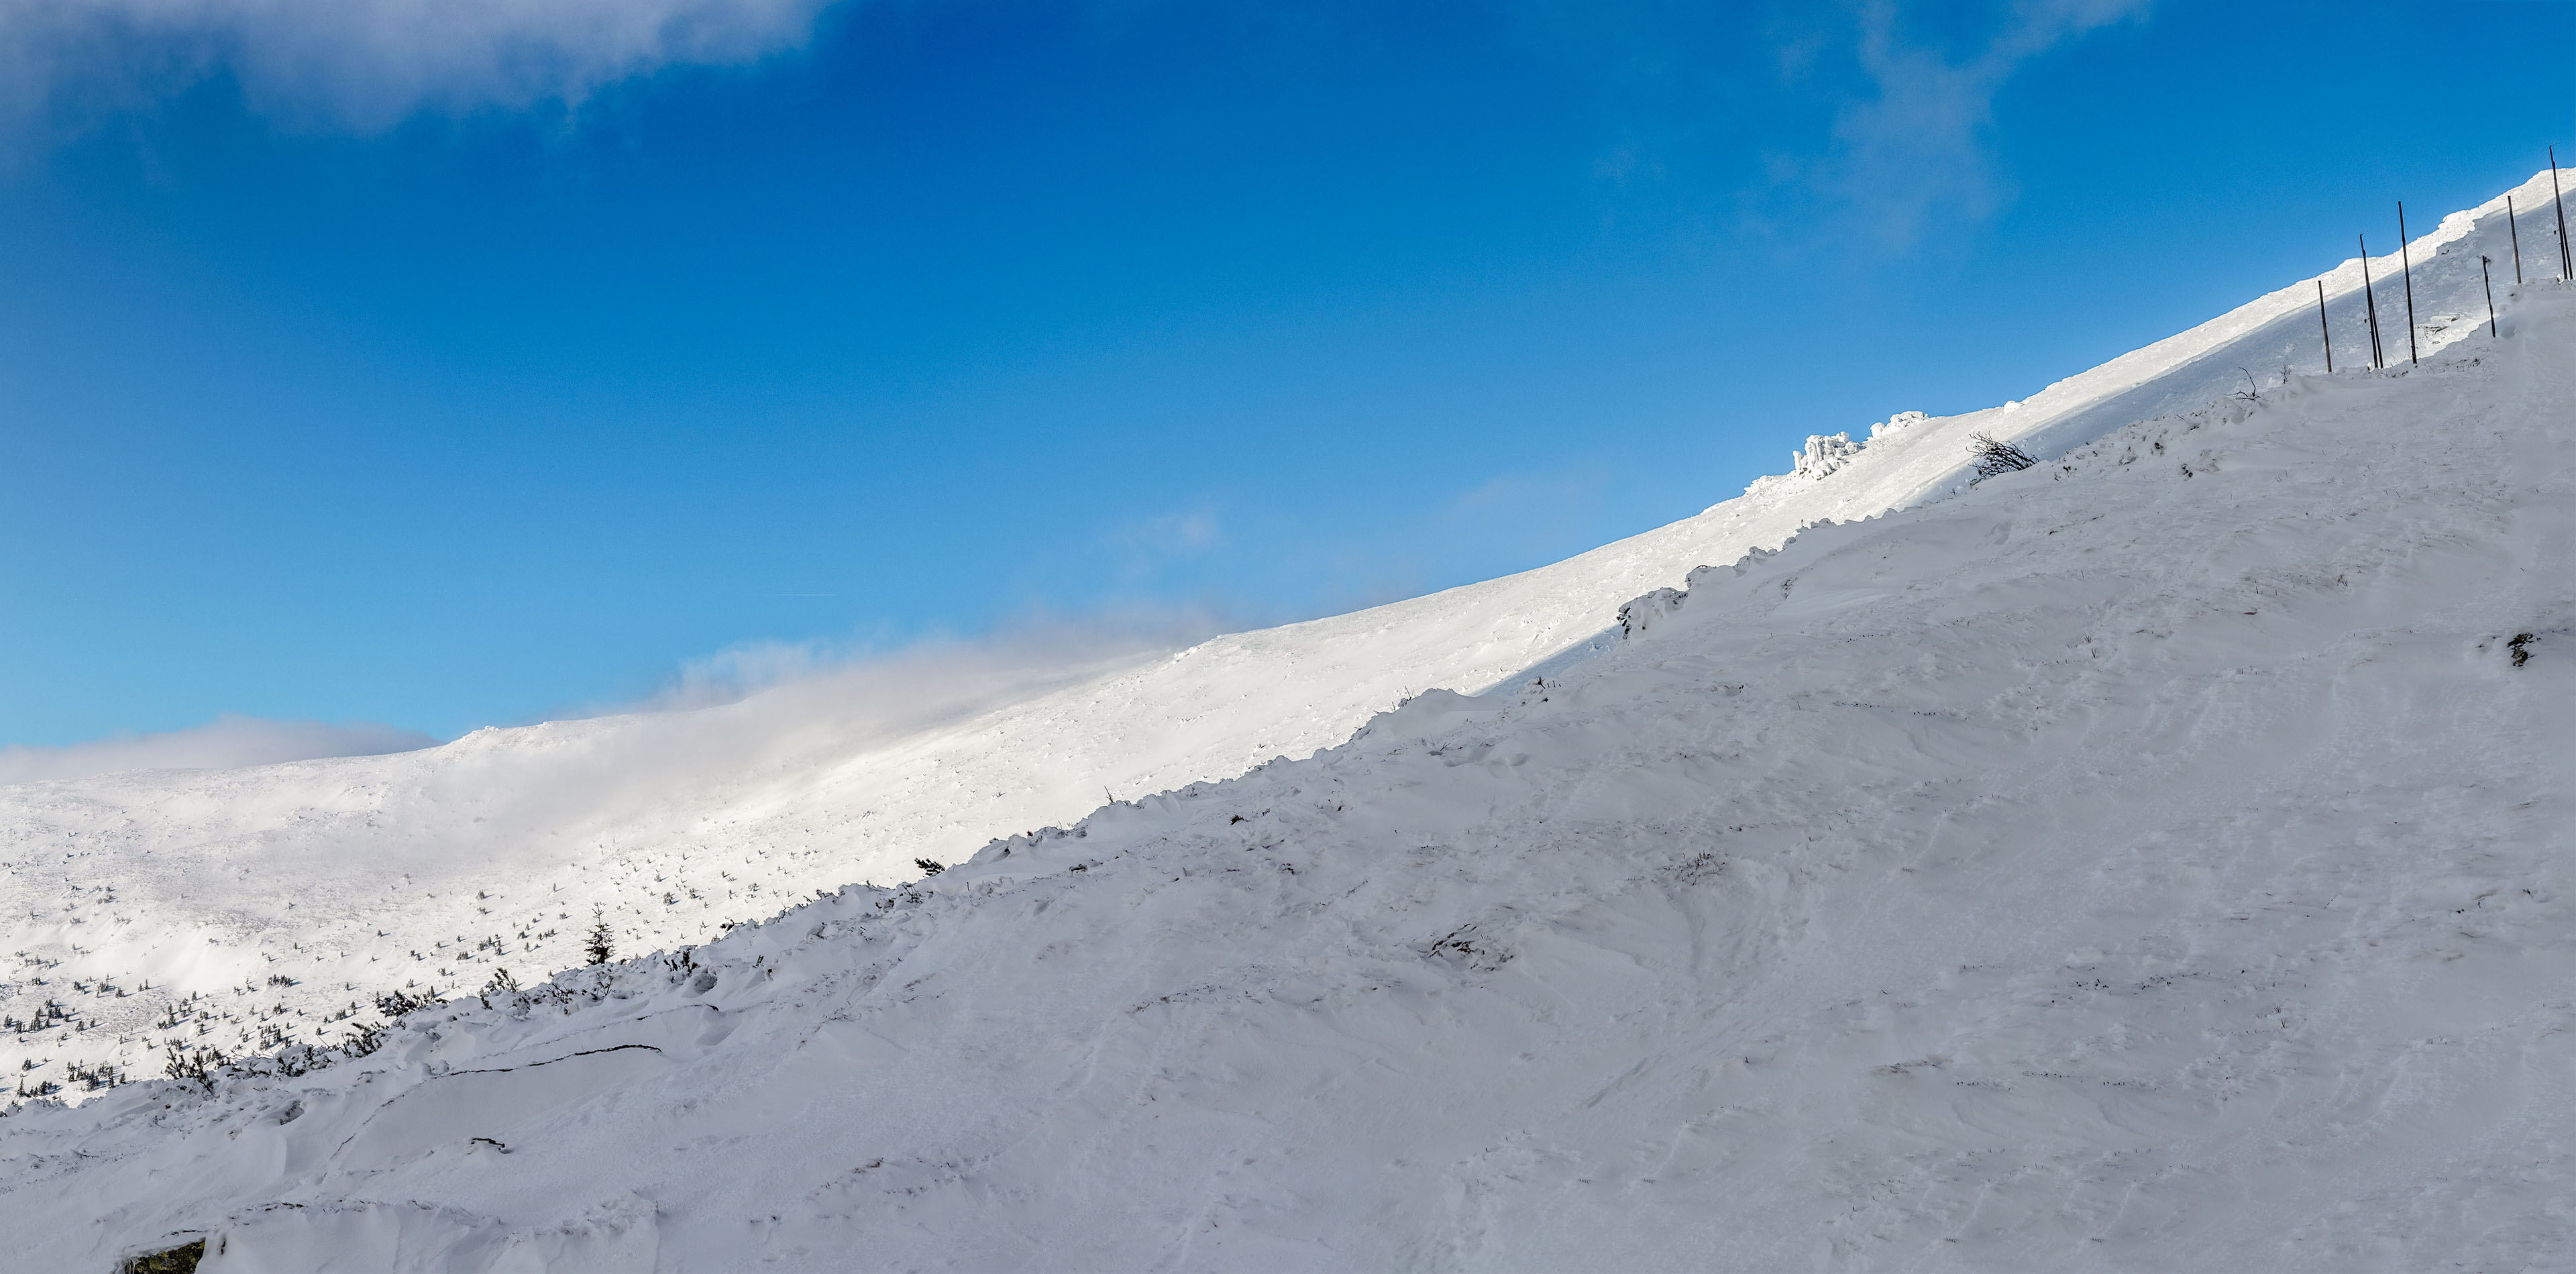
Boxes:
[2,177,2571,1271]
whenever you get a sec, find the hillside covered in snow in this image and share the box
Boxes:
[2,175,2571,1271]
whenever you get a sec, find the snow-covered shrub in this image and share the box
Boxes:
[1968,431,2037,477]
[161,1045,227,1094]
[375,987,439,1020]
[1792,432,1863,479]
[1617,588,1686,639]
[114,1238,205,1273]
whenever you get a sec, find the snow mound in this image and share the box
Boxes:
[2,191,2571,1270]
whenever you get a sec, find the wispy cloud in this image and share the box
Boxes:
[0,714,436,786]
[1823,0,2147,243]
[3,612,1229,808]
[0,0,839,129]
[606,605,1234,718]
[1105,507,1223,582]
[386,610,1235,841]
[1503,0,2147,249]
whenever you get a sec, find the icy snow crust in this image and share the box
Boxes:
[3,177,2571,1269]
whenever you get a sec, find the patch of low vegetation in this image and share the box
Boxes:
[1968,431,2039,477]
[116,1238,205,1273]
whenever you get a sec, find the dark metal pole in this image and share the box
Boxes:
[2397,202,2419,365]
[2481,255,2498,337]
[2316,279,2332,372]
[2555,146,2573,281]
[2360,234,2385,369]
[2509,195,2524,284]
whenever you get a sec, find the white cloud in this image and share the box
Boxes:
[1829,0,2148,242]
[605,606,1234,719]
[1104,508,1224,582]
[0,714,437,785]
[388,612,1234,840]
[0,612,1225,793]
[0,0,839,128]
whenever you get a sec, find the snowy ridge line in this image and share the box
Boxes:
[1625,321,2512,656]
[1646,366,2295,639]
[1929,170,2569,484]
[1727,171,2552,537]
[1628,359,2288,642]
[3,279,2567,1270]
[2091,171,2554,396]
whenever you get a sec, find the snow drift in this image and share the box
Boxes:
[1,175,2571,1271]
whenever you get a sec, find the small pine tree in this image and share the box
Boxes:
[585,910,614,966]
[161,1045,227,1094]
[914,857,945,877]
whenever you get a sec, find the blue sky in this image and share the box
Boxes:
[2,0,2570,753]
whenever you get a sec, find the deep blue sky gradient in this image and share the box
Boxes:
[4,0,2571,745]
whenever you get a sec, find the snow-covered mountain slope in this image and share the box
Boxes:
[6,176,2557,1106]
[0,172,2563,1114]
[4,185,2572,1271]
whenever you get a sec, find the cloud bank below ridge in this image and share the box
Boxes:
[0,714,437,785]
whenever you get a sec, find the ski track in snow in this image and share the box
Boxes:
[1,175,2571,1271]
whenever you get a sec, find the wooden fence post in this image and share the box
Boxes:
[2481,255,2498,337]
[2397,203,2419,365]
[2316,279,2332,372]
[2359,234,2385,370]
